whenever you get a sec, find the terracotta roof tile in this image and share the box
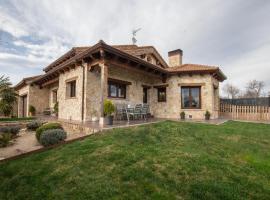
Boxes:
[167,64,226,81]
[14,75,42,90]
[167,64,219,72]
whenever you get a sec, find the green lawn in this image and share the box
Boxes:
[1,121,270,200]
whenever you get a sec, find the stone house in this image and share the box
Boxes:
[14,40,226,123]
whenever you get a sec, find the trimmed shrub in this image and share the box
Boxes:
[0,132,12,147]
[205,110,211,120]
[180,111,185,120]
[0,126,20,136]
[36,123,63,141]
[39,129,67,147]
[27,121,43,131]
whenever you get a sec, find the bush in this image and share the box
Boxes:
[205,110,211,120]
[104,100,115,116]
[39,129,67,147]
[180,111,185,120]
[26,121,43,131]
[0,132,12,147]
[36,123,63,141]
[54,102,58,114]
[0,126,20,136]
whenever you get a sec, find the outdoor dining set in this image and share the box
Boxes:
[115,103,150,122]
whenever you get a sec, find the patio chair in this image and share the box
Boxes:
[141,104,149,120]
[43,108,51,115]
[128,104,142,120]
[115,104,126,120]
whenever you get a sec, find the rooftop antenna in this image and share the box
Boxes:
[132,28,141,45]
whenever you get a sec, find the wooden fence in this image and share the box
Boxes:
[220,103,270,121]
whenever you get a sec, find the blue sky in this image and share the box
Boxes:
[0,0,270,95]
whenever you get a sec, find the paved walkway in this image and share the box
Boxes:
[0,129,42,160]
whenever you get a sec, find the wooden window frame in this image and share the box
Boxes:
[157,87,166,102]
[181,86,201,109]
[143,87,148,103]
[108,81,127,99]
[66,80,76,98]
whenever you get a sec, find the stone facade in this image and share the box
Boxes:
[17,85,50,117]
[58,66,84,121]
[151,74,219,119]
[16,63,220,120]
[15,41,224,122]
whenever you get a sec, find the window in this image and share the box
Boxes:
[181,86,201,109]
[143,88,148,103]
[157,87,166,102]
[52,89,57,103]
[67,80,76,98]
[108,81,126,98]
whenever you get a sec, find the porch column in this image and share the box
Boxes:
[99,62,108,125]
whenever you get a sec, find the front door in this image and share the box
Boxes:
[143,88,148,103]
[22,95,27,117]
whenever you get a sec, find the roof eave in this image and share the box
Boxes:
[168,68,227,82]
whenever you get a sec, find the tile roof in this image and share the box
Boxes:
[167,64,226,81]
[14,75,42,90]
[44,44,169,72]
[113,45,168,68]
[167,64,219,72]
[113,45,152,56]
[35,41,226,85]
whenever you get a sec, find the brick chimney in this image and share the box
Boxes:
[168,49,183,67]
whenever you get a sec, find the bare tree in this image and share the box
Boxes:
[222,83,240,99]
[244,80,265,98]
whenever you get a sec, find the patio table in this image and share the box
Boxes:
[125,107,134,122]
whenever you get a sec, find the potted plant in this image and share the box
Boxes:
[180,111,185,120]
[53,102,59,117]
[104,99,115,125]
[205,110,211,120]
[29,105,36,116]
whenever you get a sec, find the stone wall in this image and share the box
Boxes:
[58,67,83,121]
[16,62,220,121]
[107,64,162,114]
[17,84,50,117]
[84,65,102,121]
[151,74,219,119]
[17,85,29,117]
[48,82,59,109]
[83,63,220,120]
[28,85,50,115]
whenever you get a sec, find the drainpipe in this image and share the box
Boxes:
[81,63,85,122]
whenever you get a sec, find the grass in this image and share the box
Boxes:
[0,117,35,122]
[0,121,270,199]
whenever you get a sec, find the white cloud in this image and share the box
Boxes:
[0,7,29,37]
[221,42,270,94]
[0,0,269,93]
[0,52,49,68]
